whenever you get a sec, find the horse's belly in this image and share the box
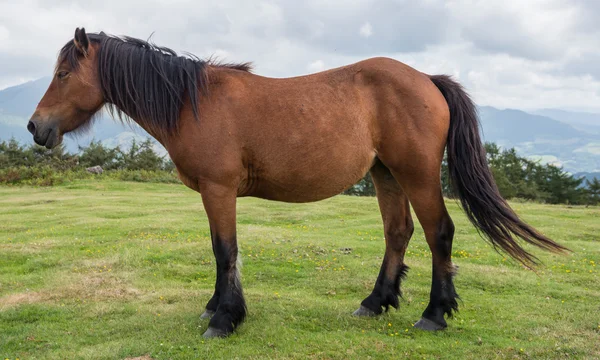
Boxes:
[248,148,376,203]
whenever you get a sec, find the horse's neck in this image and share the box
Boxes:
[107,104,168,147]
[133,118,168,147]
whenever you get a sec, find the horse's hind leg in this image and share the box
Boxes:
[390,167,457,330]
[354,161,414,316]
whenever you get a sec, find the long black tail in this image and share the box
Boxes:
[429,75,568,266]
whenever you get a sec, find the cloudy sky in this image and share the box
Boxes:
[1,0,599,112]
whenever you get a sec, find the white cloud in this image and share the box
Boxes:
[0,0,599,112]
[359,22,373,38]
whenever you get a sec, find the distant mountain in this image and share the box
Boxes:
[478,106,588,143]
[0,77,51,118]
[534,109,600,127]
[0,114,30,144]
[100,131,167,156]
[0,77,155,153]
[2,77,600,172]
[533,109,600,134]
[574,172,600,185]
[478,106,600,172]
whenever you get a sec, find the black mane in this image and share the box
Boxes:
[58,32,252,135]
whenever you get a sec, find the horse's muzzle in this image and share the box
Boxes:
[27,118,60,149]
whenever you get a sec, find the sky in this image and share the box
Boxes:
[0,0,599,112]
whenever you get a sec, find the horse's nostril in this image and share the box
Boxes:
[27,121,36,135]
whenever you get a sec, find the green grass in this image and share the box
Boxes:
[1,181,599,359]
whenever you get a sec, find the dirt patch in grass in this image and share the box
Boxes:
[124,356,154,360]
[0,240,58,254]
[51,273,142,301]
[0,291,43,309]
[1,273,141,310]
[0,196,80,206]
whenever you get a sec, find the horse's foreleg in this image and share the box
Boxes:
[199,183,246,338]
[354,162,414,316]
[200,230,221,320]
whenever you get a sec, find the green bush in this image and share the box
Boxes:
[78,140,120,169]
[344,142,594,206]
[105,169,180,183]
[0,166,179,186]
[0,138,180,186]
[343,173,376,196]
[0,166,92,186]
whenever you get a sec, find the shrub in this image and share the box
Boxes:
[78,140,120,169]
[0,166,92,186]
[105,170,180,183]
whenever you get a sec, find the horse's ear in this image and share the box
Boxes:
[74,27,89,56]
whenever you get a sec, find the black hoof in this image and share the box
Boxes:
[413,317,446,331]
[202,327,229,338]
[200,310,215,319]
[352,305,378,317]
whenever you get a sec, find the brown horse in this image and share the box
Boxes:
[29,28,567,338]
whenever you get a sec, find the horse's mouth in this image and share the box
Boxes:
[32,126,62,149]
[43,133,62,149]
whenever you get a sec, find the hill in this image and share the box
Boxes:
[478,106,600,173]
[575,171,600,184]
[534,109,600,130]
[0,77,51,118]
[0,77,151,153]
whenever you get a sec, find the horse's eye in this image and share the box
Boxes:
[57,71,70,80]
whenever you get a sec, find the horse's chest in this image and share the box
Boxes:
[177,170,200,192]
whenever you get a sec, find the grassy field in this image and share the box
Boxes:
[0,181,599,359]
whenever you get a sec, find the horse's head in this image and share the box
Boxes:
[28,28,104,149]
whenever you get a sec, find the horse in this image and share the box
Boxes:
[28,28,567,338]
